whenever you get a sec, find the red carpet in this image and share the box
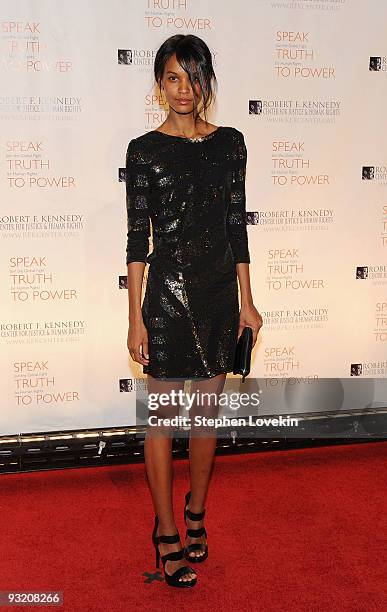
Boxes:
[1,442,386,611]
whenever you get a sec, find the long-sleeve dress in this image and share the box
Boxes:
[125,126,250,380]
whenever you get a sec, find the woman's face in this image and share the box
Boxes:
[160,53,203,114]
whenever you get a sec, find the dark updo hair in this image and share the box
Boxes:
[154,34,217,122]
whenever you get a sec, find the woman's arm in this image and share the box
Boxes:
[226,131,263,346]
[125,138,151,366]
[236,263,253,308]
[127,262,149,365]
[237,263,262,347]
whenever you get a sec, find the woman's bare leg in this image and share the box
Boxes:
[144,374,196,581]
[185,373,227,558]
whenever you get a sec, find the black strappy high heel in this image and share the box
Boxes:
[183,491,208,563]
[152,515,197,588]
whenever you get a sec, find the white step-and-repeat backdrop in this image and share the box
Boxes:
[1,0,386,435]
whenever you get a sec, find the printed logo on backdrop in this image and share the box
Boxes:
[349,290,387,346]
[5,140,78,191]
[255,207,334,233]
[351,364,362,376]
[119,276,127,290]
[381,205,387,246]
[245,131,335,233]
[0,214,84,239]
[369,56,387,73]
[264,345,306,378]
[355,265,387,284]
[271,140,329,187]
[0,320,86,345]
[362,165,387,184]
[374,302,387,343]
[141,3,216,32]
[118,50,133,65]
[270,0,347,11]
[356,266,368,279]
[351,362,387,377]
[0,96,82,119]
[248,98,341,123]
[0,19,81,121]
[13,360,80,408]
[362,166,374,180]
[0,20,73,75]
[119,378,147,393]
[118,49,158,67]
[9,256,78,304]
[261,307,328,332]
[248,28,342,126]
[246,212,259,226]
[275,30,335,80]
[266,248,324,292]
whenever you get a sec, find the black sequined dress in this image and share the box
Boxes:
[125,126,250,380]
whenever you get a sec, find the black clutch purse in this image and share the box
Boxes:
[233,326,253,382]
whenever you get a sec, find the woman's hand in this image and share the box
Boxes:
[238,303,263,347]
[127,318,149,366]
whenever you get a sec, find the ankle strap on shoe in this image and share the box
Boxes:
[187,526,206,538]
[158,532,180,544]
[161,549,184,563]
[186,507,205,521]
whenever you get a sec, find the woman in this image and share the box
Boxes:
[125,34,262,588]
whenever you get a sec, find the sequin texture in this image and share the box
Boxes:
[125,126,250,379]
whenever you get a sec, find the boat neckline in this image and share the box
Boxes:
[150,126,223,142]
